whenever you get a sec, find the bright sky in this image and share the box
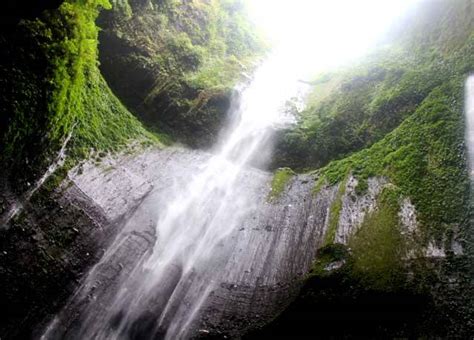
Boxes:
[246,0,421,77]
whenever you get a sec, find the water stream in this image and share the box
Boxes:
[42,55,309,339]
[465,75,474,176]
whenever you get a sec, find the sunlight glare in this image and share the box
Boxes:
[246,0,421,77]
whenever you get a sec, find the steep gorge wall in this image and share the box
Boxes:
[247,171,472,338]
[3,148,401,339]
[252,1,474,337]
[0,1,156,337]
[0,0,473,338]
[98,0,266,148]
[1,147,329,338]
[0,1,266,338]
[3,143,469,338]
[272,0,474,171]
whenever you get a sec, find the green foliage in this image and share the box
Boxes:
[311,175,326,196]
[43,0,113,144]
[69,68,159,162]
[268,167,295,202]
[317,80,469,242]
[354,177,368,195]
[274,0,472,243]
[0,0,158,190]
[273,0,473,171]
[98,0,267,147]
[110,0,132,18]
[184,0,266,90]
[296,2,473,333]
[349,187,406,290]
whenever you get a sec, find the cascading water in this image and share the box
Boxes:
[41,54,309,339]
[465,75,474,176]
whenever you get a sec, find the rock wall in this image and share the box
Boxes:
[97,0,265,148]
[1,146,471,339]
[335,176,387,244]
[0,179,113,339]
[38,148,339,338]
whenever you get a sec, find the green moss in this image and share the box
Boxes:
[273,0,473,171]
[98,0,267,147]
[311,175,326,196]
[310,243,349,277]
[323,174,349,246]
[0,0,162,190]
[268,167,295,202]
[354,177,368,195]
[70,68,160,160]
[316,80,469,242]
[349,187,406,290]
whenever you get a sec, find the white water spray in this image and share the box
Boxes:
[42,54,309,339]
[465,75,474,176]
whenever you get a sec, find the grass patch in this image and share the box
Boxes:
[268,167,295,202]
[311,175,326,196]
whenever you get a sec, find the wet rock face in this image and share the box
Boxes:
[335,176,387,244]
[0,181,113,339]
[4,147,465,339]
[198,175,339,337]
[0,147,407,339]
[37,148,340,339]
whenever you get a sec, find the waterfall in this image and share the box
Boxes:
[41,55,308,339]
[465,75,474,268]
[466,75,474,176]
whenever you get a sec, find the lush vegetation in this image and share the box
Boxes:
[0,0,158,191]
[316,79,469,242]
[253,2,474,337]
[0,3,168,336]
[99,0,267,147]
[271,0,473,244]
[273,0,473,171]
[0,0,472,337]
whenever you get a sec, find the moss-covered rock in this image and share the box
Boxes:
[272,0,474,171]
[0,2,162,336]
[256,1,474,337]
[0,0,158,194]
[98,0,267,148]
[267,167,295,202]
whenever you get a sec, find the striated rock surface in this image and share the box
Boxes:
[335,176,388,244]
[37,147,341,339]
[2,146,469,339]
